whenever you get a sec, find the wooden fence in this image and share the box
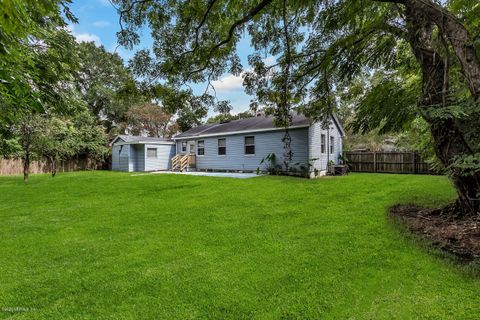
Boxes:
[0,156,103,176]
[343,151,431,174]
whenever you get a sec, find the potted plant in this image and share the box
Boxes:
[327,160,335,175]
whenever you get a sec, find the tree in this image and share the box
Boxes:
[214,100,233,116]
[0,25,83,181]
[206,111,254,124]
[31,116,77,177]
[126,103,176,137]
[0,3,111,181]
[115,0,480,216]
[151,85,213,132]
[30,112,109,177]
[74,42,142,134]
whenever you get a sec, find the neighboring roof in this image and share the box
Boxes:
[111,135,174,146]
[174,113,345,139]
[174,114,311,139]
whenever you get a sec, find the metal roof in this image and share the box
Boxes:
[111,135,174,145]
[174,114,312,139]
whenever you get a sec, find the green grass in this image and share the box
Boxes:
[0,172,478,319]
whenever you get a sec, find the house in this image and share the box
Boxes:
[111,135,175,172]
[172,113,345,177]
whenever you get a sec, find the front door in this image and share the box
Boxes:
[189,141,196,154]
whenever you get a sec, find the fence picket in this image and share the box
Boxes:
[344,151,431,174]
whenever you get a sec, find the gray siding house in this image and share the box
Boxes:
[111,135,175,172]
[173,113,344,177]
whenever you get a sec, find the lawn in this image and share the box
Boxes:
[0,172,478,319]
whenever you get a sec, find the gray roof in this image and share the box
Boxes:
[174,114,312,139]
[112,135,174,145]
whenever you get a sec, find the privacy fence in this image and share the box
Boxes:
[343,151,432,174]
[0,156,105,176]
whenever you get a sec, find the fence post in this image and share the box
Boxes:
[413,151,418,174]
[373,151,376,173]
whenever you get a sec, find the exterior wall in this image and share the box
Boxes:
[175,128,309,172]
[308,119,343,176]
[112,143,174,172]
[112,144,130,172]
[144,144,176,171]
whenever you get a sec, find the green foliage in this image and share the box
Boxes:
[0,0,75,54]
[213,100,233,116]
[206,111,254,124]
[348,71,420,134]
[152,85,212,131]
[258,152,280,175]
[74,42,141,133]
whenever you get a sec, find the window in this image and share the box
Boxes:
[181,141,187,152]
[321,134,326,153]
[197,140,205,155]
[245,136,255,155]
[330,136,334,154]
[147,148,157,158]
[218,138,226,155]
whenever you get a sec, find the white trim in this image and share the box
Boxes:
[113,141,175,146]
[173,124,310,140]
[331,113,346,137]
[110,136,126,146]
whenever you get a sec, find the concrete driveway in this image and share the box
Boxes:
[151,171,261,179]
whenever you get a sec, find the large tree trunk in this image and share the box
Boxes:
[404,3,480,216]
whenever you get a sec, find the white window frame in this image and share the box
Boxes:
[244,136,255,155]
[197,140,205,156]
[321,134,326,154]
[181,141,187,152]
[330,136,334,154]
[217,138,226,156]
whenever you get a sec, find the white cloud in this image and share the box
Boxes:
[211,74,244,92]
[67,25,102,46]
[74,33,102,45]
[92,20,111,28]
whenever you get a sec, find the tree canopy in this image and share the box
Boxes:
[114,0,480,215]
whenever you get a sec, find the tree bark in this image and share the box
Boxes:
[21,122,31,183]
[23,152,30,182]
[404,4,480,216]
[50,157,57,177]
[406,0,480,99]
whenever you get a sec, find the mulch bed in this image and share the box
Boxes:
[390,205,480,261]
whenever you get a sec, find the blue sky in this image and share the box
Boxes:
[69,0,256,115]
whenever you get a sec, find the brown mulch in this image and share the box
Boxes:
[389,205,480,261]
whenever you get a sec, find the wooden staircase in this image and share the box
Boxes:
[171,154,194,172]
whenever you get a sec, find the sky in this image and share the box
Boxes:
[68,0,256,115]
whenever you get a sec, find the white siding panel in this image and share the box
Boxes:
[144,144,176,171]
[112,144,130,171]
[177,128,309,172]
[308,118,343,174]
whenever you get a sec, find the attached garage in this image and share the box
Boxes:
[111,135,175,172]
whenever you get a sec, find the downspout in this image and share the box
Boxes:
[326,127,330,171]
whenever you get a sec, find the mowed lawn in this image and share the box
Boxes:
[0,172,478,319]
